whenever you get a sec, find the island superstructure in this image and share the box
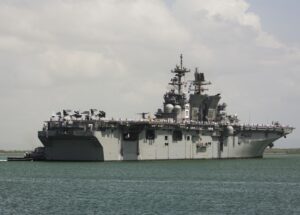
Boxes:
[27,55,293,161]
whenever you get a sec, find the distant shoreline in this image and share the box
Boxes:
[264,148,300,154]
[0,150,27,153]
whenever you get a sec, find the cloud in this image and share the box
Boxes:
[0,0,299,149]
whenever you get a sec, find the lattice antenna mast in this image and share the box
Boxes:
[180,54,183,69]
[169,54,190,95]
[193,67,211,95]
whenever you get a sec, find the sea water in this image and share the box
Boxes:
[0,154,299,215]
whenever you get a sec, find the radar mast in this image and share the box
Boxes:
[192,68,211,95]
[169,54,190,95]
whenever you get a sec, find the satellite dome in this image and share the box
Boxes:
[227,126,234,135]
[164,104,174,113]
[174,105,182,113]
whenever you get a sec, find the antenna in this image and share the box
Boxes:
[192,67,211,95]
[169,54,190,95]
[180,54,183,69]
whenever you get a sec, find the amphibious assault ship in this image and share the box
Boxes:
[28,55,293,161]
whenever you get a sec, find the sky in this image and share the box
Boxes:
[0,0,299,150]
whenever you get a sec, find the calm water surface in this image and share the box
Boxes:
[0,154,300,215]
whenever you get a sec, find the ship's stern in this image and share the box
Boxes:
[38,130,104,161]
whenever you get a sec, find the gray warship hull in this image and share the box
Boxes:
[32,55,294,161]
[38,120,293,161]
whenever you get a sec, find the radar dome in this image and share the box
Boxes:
[227,126,234,135]
[164,104,174,113]
[174,105,182,113]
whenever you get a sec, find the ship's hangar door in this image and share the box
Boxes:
[122,131,139,160]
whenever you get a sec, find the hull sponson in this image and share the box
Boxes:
[38,131,103,161]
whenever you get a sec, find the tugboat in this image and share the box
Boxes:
[7,147,45,161]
